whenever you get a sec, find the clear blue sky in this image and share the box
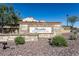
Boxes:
[8,3,79,27]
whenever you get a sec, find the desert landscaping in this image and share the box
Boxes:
[0,33,79,56]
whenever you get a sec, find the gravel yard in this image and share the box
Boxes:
[0,33,79,56]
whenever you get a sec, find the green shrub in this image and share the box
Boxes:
[15,36,25,45]
[52,35,68,47]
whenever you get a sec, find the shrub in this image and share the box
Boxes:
[52,35,68,47]
[15,36,25,45]
[69,31,77,40]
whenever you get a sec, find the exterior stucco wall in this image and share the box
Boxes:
[19,23,62,34]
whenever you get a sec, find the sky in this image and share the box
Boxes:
[6,3,79,27]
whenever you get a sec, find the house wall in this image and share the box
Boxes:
[19,24,29,34]
[19,22,62,34]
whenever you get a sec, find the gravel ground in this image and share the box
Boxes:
[0,33,79,56]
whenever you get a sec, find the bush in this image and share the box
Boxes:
[69,31,77,40]
[51,35,68,47]
[15,36,25,45]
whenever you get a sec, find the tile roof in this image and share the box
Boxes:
[19,21,62,27]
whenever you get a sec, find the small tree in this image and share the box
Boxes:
[68,16,79,40]
[0,5,8,33]
[0,4,21,33]
[68,16,78,30]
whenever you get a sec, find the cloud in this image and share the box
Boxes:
[23,17,38,22]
